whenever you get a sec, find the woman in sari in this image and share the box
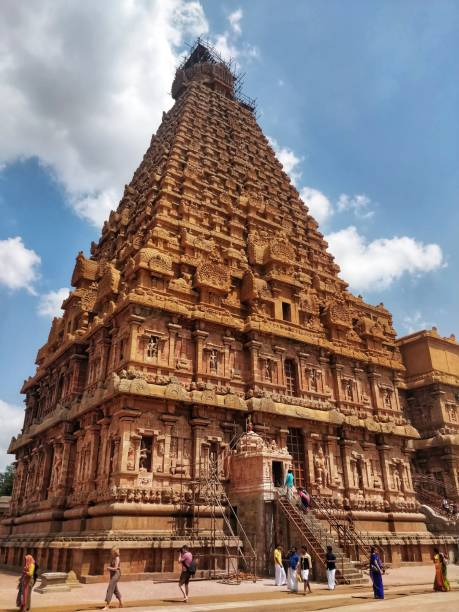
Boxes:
[369,546,384,599]
[433,547,450,592]
[16,554,35,612]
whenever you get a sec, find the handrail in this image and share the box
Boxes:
[276,494,329,573]
[310,495,371,565]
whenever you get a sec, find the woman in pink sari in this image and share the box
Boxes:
[16,554,35,612]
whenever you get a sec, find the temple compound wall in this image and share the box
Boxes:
[1,42,457,580]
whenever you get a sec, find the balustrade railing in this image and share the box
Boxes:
[310,495,371,566]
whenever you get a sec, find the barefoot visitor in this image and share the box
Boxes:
[369,546,384,599]
[178,545,195,603]
[16,554,35,612]
[103,547,123,610]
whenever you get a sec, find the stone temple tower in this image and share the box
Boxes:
[2,40,455,580]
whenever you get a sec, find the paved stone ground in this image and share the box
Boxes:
[0,564,457,612]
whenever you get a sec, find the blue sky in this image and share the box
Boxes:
[0,0,458,469]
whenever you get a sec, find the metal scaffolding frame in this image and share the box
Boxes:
[173,427,257,584]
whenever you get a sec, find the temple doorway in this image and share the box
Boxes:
[287,428,305,488]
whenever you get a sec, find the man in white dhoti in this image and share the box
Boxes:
[273,544,286,586]
[326,545,336,590]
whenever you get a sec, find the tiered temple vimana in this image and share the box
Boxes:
[2,41,457,581]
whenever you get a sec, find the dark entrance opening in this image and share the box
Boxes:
[272,461,283,487]
[286,428,305,488]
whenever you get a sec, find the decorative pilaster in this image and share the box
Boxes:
[190,414,210,479]
[367,367,382,412]
[377,440,392,502]
[274,346,286,387]
[223,334,234,379]
[168,322,182,369]
[245,339,262,385]
[330,358,344,405]
[338,436,355,503]
[161,413,179,477]
[192,330,208,381]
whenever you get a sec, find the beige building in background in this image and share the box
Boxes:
[398,329,459,503]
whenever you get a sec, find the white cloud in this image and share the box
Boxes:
[401,311,431,334]
[0,1,209,228]
[213,7,258,63]
[228,8,243,35]
[0,399,24,471]
[37,287,69,318]
[337,193,374,219]
[268,137,303,186]
[0,236,41,293]
[71,190,119,228]
[325,225,444,292]
[300,186,334,225]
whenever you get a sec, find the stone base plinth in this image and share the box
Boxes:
[35,572,71,593]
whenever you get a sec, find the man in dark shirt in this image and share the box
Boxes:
[326,545,336,590]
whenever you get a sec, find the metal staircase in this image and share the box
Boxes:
[310,495,372,566]
[277,493,368,585]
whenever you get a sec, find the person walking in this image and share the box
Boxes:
[369,546,384,599]
[178,545,195,602]
[103,547,123,610]
[287,547,300,593]
[325,545,336,590]
[16,554,35,612]
[299,546,312,595]
[285,469,294,501]
[433,547,450,592]
[273,544,286,586]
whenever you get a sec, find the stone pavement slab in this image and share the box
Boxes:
[0,565,458,612]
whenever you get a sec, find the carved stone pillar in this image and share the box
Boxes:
[97,417,111,485]
[352,365,364,404]
[110,436,121,478]
[114,407,141,476]
[377,440,392,502]
[223,334,234,379]
[298,352,310,392]
[192,330,208,381]
[338,437,354,502]
[191,415,210,479]
[128,314,144,362]
[392,373,403,413]
[60,433,75,493]
[324,434,339,488]
[274,346,286,387]
[245,339,262,385]
[39,444,54,500]
[367,367,382,412]
[302,431,314,489]
[168,322,182,369]
[87,423,101,488]
[161,414,178,477]
[330,359,344,405]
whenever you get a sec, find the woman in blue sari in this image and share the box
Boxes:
[369,546,384,599]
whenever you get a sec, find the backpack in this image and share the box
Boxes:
[186,560,196,575]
